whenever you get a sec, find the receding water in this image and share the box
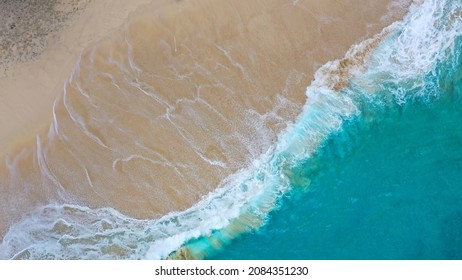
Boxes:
[1,0,461,260]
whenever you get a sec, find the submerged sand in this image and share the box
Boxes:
[0,0,411,237]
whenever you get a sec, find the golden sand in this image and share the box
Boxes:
[0,0,410,237]
[0,0,154,155]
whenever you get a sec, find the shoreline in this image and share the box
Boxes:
[0,0,412,157]
[0,0,412,240]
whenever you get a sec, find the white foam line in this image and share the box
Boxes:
[138,83,358,260]
[4,149,28,192]
[107,48,130,77]
[133,141,189,169]
[354,0,462,102]
[165,98,235,168]
[62,87,110,150]
[101,71,126,98]
[66,54,102,110]
[51,96,61,139]
[3,0,461,261]
[195,84,231,122]
[193,62,237,95]
[129,80,173,110]
[132,142,190,181]
[83,166,95,189]
[125,35,142,76]
[68,53,82,84]
[215,44,253,82]
[64,148,111,202]
[174,36,177,53]
[168,65,195,80]
[36,136,66,196]
[112,154,174,171]
[164,115,224,168]
[197,153,227,168]
[74,80,91,99]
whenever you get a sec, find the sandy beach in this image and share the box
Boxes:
[0,0,411,238]
[0,0,154,155]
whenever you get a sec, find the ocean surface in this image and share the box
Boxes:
[187,0,462,260]
[0,0,461,259]
[213,45,462,259]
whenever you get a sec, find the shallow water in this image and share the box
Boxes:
[0,0,401,239]
[2,0,459,260]
[213,62,462,259]
[209,0,462,259]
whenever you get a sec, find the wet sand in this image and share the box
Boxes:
[0,0,411,237]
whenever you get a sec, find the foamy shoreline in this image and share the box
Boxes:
[0,0,411,245]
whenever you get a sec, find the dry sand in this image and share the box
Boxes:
[0,0,411,237]
[0,0,154,155]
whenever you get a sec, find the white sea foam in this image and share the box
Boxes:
[1,0,460,260]
[357,0,462,102]
[0,76,359,260]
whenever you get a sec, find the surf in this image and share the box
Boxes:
[171,0,462,259]
[2,0,457,259]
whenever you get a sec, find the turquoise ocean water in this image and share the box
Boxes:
[204,0,462,259]
[1,0,461,260]
[212,47,462,259]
